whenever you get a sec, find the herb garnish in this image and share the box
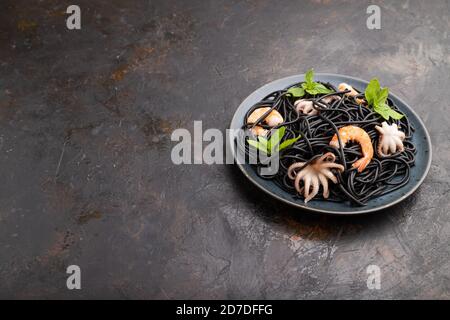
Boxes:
[287,69,333,98]
[247,126,301,155]
[364,78,403,120]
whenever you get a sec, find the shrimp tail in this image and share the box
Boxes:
[329,137,340,149]
[352,157,370,172]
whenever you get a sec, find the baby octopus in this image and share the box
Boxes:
[375,121,406,157]
[247,107,284,136]
[329,125,374,173]
[295,99,317,116]
[288,152,344,203]
[320,95,341,105]
[338,83,365,105]
[295,96,341,116]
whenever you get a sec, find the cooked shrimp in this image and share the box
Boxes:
[247,107,283,130]
[250,126,268,137]
[338,83,365,105]
[329,125,374,172]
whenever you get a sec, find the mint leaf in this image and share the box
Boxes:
[248,126,297,155]
[300,69,332,95]
[257,136,268,150]
[287,86,305,98]
[278,135,301,151]
[303,85,318,95]
[374,104,391,120]
[247,139,268,154]
[364,78,380,106]
[377,87,389,105]
[301,82,313,91]
[305,69,314,85]
[313,83,333,94]
[387,107,404,120]
[247,139,259,148]
[269,126,286,153]
[375,103,404,121]
[303,84,332,95]
[365,78,404,120]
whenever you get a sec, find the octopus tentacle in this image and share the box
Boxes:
[318,173,329,198]
[321,168,338,184]
[393,136,404,151]
[305,175,320,203]
[287,162,305,179]
[319,162,345,171]
[303,175,311,199]
[389,139,396,154]
[381,142,389,156]
[318,152,336,163]
[294,166,309,182]
[294,171,304,194]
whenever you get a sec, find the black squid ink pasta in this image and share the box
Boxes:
[239,79,416,206]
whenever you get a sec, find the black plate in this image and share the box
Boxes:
[228,74,432,214]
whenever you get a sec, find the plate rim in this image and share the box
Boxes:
[228,73,433,215]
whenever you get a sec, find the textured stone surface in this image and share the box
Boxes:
[0,0,448,299]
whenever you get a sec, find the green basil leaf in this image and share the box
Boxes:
[287,86,305,98]
[278,135,301,151]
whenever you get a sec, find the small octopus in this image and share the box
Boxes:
[320,95,341,105]
[295,96,341,116]
[288,152,345,203]
[247,107,284,136]
[294,99,317,116]
[329,125,374,173]
[338,83,365,105]
[375,121,406,157]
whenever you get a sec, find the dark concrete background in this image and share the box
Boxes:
[0,0,448,299]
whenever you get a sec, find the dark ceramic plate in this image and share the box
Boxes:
[228,74,432,214]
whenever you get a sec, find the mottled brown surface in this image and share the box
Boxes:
[0,0,449,299]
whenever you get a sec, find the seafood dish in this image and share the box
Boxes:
[240,70,416,206]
